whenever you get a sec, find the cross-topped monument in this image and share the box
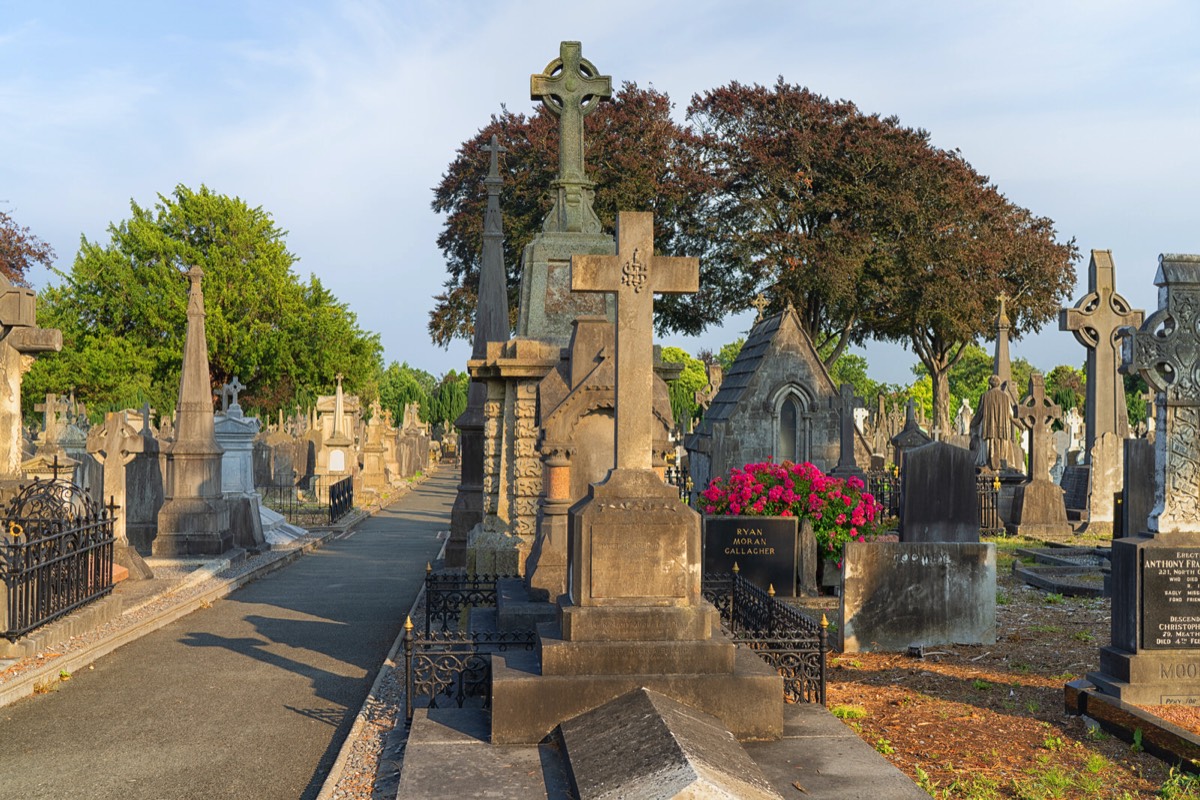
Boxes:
[830,383,865,479]
[1121,255,1200,533]
[531,41,612,234]
[1013,373,1062,482]
[571,212,698,471]
[220,376,246,412]
[1061,250,1143,447]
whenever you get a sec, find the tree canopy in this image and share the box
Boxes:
[433,78,1078,435]
[26,185,382,417]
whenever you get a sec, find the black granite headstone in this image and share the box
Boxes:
[1122,438,1154,537]
[900,441,979,543]
[703,516,798,596]
[1141,547,1200,650]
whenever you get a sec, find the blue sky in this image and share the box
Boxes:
[1,1,1197,387]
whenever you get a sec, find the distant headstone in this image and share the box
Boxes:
[1121,437,1154,538]
[829,383,866,481]
[890,399,932,470]
[1007,374,1071,537]
[900,441,979,543]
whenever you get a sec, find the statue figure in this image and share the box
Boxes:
[970,375,1018,472]
[953,397,973,436]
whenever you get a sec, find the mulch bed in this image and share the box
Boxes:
[825,536,1200,799]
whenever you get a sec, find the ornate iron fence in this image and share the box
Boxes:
[865,470,901,517]
[409,568,828,715]
[402,624,537,723]
[702,570,828,704]
[1,478,115,641]
[329,476,353,524]
[664,466,691,503]
[977,475,1004,535]
[423,569,520,635]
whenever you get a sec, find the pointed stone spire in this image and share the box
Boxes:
[153,266,232,556]
[993,292,1014,398]
[449,134,513,566]
[175,266,217,445]
[333,373,345,436]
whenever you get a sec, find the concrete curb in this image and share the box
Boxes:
[316,536,448,800]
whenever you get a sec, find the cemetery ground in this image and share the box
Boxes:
[824,535,1200,799]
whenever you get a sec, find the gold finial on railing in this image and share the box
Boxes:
[993,475,1001,491]
[404,615,413,632]
[821,613,829,629]
[426,561,432,574]
[768,583,776,597]
[732,562,740,574]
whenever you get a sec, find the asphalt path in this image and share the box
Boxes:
[0,469,455,800]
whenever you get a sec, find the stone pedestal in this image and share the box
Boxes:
[490,470,783,745]
[1089,533,1200,704]
[1006,479,1072,538]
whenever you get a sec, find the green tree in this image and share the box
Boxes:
[26,184,382,417]
[1046,364,1086,412]
[379,361,436,424]
[661,346,707,430]
[714,338,744,374]
[426,370,469,430]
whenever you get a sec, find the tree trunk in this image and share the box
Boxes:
[930,366,951,436]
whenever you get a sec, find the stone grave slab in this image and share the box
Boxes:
[558,687,782,800]
[702,516,798,596]
[841,541,996,652]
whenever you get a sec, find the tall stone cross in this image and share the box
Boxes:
[139,401,154,435]
[1012,373,1062,481]
[227,376,245,408]
[1060,250,1143,447]
[1121,255,1200,533]
[832,383,865,476]
[531,41,612,233]
[571,212,698,471]
[993,291,1015,398]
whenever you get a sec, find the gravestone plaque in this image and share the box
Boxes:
[900,441,979,543]
[1141,547,1200,649]
[703,516,798,596]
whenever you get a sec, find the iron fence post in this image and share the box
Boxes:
[403,615,414,725]
[819,613,829,706]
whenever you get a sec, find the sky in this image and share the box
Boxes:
[1,1,1197,388]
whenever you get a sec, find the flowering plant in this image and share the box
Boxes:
[701,460,886,565]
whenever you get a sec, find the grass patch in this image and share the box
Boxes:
[831,704,868,720]
[972,679,993,691]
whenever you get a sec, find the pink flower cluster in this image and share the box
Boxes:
[702,460,885,562]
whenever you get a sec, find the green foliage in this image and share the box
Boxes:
[379,361,436,424]
[660,346,707,430]
[830,704,868,720]
[1126,372,1150,430]
[1046,364,1086,413]
[26,184,381,418]
[826,352,881,401]
[715,338,743,374]
[0,206,56,284]
[426,370,469,430]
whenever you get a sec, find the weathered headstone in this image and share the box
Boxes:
[1082,255,1200,705]
[1121,437,1154,540]
[890,399,932,471]
[213,376,265,551]
[900,441,979,543]
[841,541,996,652]
[1007,374,1071,537]
[154,267,233,556]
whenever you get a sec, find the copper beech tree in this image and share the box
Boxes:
[0,207,55,285]
[432,79,1077,433]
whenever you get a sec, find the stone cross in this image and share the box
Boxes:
[139,401,154,435]
[531,41,611,186]
[1121,255,1200,533]
[993,291,1015,398]
[485,134,506,178]
[1060,250,1143,447]
[832,383,864,476]
[571,212,698,471]
[751,293,770,323]
[1012,373,1062,481]
[227,376,245,408]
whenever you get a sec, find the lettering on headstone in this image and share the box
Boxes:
[702,516,798,596]
[1143,547,1200,649]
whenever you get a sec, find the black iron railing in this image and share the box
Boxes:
[407,569,828,716]
[865,470,901,517]
[977,475,1004,535]
[329,477,353,524]
[402,625,536,723]
[702,570,828,704]
[664,466,691,503]
[1,478,115,641]
[423,570,520,635]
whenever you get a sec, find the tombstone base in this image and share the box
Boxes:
[153,497,233,556]
[490,637,783,745]
[1089,532,1200,705]
[1005,479,1071,538]
[114,543,154,580]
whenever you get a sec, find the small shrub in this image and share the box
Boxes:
[973,679,992,691]
[831,704,868,720]
[875,737,895,755]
